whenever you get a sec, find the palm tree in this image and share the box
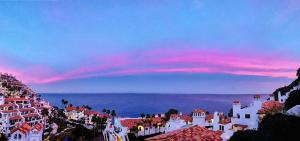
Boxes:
[106,110,111,115]
[102,108,107,113]
[111,110,116,125]
[140,113,145,119]
[61,99,68,108]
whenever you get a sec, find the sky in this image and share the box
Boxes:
[0,0,299,94]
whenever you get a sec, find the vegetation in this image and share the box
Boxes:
[284,90,300,110]
[229,114,300,141]
[61,99,68,108]
[0,133,8,141]
[91,115,108,130]
[164,109,178,121]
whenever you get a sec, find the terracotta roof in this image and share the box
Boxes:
[10,115,23,120]
[193,109,205,114]
[205,114,214,121]
[254,95,261,99]
[65,106,85,112]
[170,114,192,123]
[1,109,18,113]
[0,103,17,108]
[23,113,40,118]
[145,125,222,141]
[19,108,35,112]
[5,98,28,102]
[233,124,248,129]
[258,100,284,114]
[120,117,164,129]
[32,123,43,131]
[11,123,32,134]
[219,114,231,125]
[84,110,99,116]
[233,100,240,104]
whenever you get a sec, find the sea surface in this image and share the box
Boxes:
[40,93,268,117]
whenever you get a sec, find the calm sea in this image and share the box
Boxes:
[40,93,268,117]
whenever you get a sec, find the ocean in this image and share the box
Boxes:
[40,93,268,117]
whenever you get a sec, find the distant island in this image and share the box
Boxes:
[0,68,300,141]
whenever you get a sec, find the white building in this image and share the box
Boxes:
[9,123,43,141]
[165,114,191,133]
[231,95,262,130]
[64,106,86,121]
[287,105,300,117]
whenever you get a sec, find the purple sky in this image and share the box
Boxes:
[0,0,299,93]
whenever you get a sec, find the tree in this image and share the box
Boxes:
[0,133,8,141]
[61,99,68,108]
[41,108,49,117]
[111,110,116,125]
[102,108,107,113]
[229,130,257,141]
[229,114,300,141]
[164,109,178,121]
[297,68,300,77]
[140,113,145,119]
[106,110,111,115]
[285,90,300,110]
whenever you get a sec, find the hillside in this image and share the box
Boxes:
[0,73,36,98]
[272,68,300,101]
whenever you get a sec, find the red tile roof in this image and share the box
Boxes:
[145,125,222,141]
[23,113,40,118]
[5,98,28,102]
[179,115,192,123]
[233,124,248,129]
[0,103,17,108]
[19,108,35,112]
[32,123,43,131]
[10,115,23,120]
[120,117,164,129]
[1,109,18,113]
[11,123,32,134]
[65,106,85,112]
[218,114,231,125]
[233,100,240,104]
[84,110,99,116]
[258,100,284,114]
[205,114,214,121]
[193,109,205,114]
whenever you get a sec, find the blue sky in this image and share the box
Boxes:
[0,0,299,93]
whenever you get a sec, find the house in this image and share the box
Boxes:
[165,114,192,133]
[104,116,165,141]
[287,105,300,117]
[231,95,262,130]
[64,106,86,121]
[9,123,43,141]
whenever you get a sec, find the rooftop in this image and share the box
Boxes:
[145,125,222,141]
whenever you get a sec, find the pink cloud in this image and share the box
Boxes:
[1,48,299,84]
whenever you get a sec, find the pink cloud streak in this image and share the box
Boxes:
[1,48,299,84]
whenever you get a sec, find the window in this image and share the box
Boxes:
[219,125,224,131]
[245,114,251,119]
[237,114,240,119]
[14,134,17,139]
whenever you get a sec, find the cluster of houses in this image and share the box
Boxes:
[0,73,53,141]
[103,95,285,141]
[101,68,300,141]
[64,105,108,125]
